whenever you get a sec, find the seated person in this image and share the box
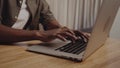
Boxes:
[0,0,90,43]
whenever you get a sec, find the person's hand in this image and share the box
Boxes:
[34,27,91,42]
[73,30,91,42]
[34,27,77,42]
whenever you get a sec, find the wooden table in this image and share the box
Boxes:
[0,38,120,68]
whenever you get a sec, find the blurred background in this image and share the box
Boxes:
[46,0,120,39]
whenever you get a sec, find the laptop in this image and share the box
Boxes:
[27,0,120,62]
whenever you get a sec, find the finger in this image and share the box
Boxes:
[81,32,91,40]
[61,27,75,35]
[65,32,77,40]
[60,32,77,42]
[56,34,67,42]
[74,31,89,42]
[67,30,75,35]
[83,33,91,38]
[74,31,85,39]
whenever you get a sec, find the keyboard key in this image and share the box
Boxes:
[55,39,87,55]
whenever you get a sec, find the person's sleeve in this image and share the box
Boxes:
[0,0,3,24]
[40,0,56,23]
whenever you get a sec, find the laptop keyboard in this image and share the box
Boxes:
[55,39,87,55]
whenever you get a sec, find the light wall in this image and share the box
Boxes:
[46,0,102,30]
[110,8,120,39]
[46,0,120,39]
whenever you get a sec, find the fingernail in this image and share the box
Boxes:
[64,39,68,42]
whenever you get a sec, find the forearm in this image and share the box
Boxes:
[42,20,62,30]
[0,25,36,43]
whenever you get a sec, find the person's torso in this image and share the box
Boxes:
[2,0,42,29]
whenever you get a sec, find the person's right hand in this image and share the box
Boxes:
[34,27,78,42]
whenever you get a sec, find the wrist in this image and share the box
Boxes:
[33,30,44,40]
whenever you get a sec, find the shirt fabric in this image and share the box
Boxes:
[0,0,56,30]
[12,0,30,29]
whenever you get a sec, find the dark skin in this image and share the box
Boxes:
[0,20,90,43]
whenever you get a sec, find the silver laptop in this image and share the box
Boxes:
[27,0,120,62]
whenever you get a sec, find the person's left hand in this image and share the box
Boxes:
[59,27,91,42]
[35,27,90,43]
[56,27,90,42]
[73,30,91,42]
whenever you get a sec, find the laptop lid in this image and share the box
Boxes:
[83,0,120,60]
